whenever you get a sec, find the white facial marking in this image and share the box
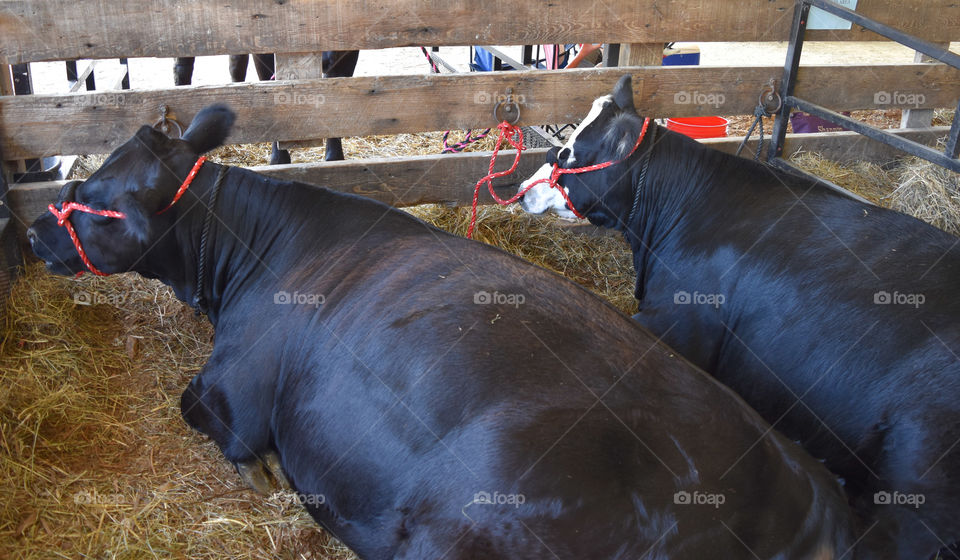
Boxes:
[516,94,611,220]
[519,163,576,219]
[564,95,612,165]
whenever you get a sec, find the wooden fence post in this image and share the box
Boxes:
[0,126,20,317]
[900,43,950,128]
[619,43,665,66]
[275,53,329,150]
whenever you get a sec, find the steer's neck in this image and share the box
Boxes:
[142,163,334,326]
[622,130,728,302]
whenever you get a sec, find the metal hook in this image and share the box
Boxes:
[153,104,185,138]
[493,87,522,125]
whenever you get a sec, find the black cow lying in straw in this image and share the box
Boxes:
[28,105,862,559]
[519,74,960,559]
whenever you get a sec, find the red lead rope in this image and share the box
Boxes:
[468,117,652,239]
[47,201,127,277]
[47,156,207,277]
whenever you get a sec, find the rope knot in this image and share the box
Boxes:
[467,117,652,239]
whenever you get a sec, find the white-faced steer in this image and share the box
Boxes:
[29,105,865,559]
[519,74,960,559]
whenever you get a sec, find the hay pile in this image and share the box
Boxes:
[408,205,636,313]
[790,151,896,203]
[0,266,354,559]
[789,140,960,237]
[8,125,959,559]
[885,147,960,236]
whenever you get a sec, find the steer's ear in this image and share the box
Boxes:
[545,146,560,166]
[181,104,237,154]
[114,192,151,243]
[612,75,636,113]
[602,113,644,160]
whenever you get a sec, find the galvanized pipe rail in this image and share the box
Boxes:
[768,0,960,172]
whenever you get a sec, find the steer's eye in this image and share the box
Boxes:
[89,213,114,224]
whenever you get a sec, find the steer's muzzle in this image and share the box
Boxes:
[27,211,84,275]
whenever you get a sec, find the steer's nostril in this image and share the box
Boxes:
[26,228,38,247]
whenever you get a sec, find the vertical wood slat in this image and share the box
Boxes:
[275,53,328,150]
[619,43,666,66]
[900,42,951,128]
[0,128,19,320]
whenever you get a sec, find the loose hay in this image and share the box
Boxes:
[11,126,960,558]
[790,151,897,204]
[789,139,960,237]
[885,148,960,236]
[0,267,354,560]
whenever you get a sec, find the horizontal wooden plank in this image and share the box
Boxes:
[704,126,950,163]
[8,126,949,243]
[3,64,958,160]
[5,150,537,231]
[1,0,959,63]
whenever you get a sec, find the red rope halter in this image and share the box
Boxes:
[468,117,652,239]
[47,156,207,277]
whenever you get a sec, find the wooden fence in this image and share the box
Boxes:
[0,0,958,252]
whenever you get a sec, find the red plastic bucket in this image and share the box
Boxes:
[665,116,729,139]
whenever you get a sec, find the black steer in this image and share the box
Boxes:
[520,74,960,559]
[29,105,863,559]
[174,51,360,163]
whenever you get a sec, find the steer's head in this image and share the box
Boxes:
[519,75,646,228]
[27,105,236,276]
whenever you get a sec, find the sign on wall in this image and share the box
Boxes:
[807,0,859,30]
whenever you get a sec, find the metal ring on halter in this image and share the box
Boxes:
[493,88,522,125]
[153,104,185,138]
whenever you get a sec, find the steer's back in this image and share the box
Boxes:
[245,199,860,558]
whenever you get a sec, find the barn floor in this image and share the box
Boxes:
[0,207,635,560]
[3,128,958,558]
[4,42,959,555]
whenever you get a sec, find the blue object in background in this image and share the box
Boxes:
[662,47,700,66]
[471,46,574,72]
[471,47,500,72]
